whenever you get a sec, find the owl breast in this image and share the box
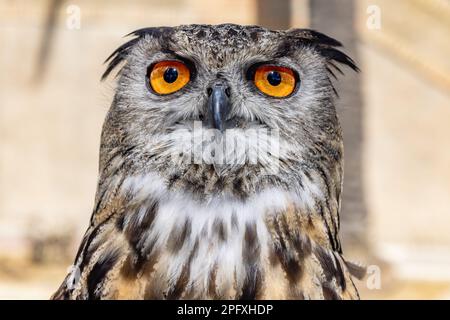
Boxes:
[55,171,359,300]
[113,173,299,299]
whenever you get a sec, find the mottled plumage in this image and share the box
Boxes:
[53,24,363,300]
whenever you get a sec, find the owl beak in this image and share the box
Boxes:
[207,84,230,132]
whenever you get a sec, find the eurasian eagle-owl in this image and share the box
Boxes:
[53,24,364,300]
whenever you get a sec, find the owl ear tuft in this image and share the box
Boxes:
[286,28,343,48]
[319,46,359,73]
[286,28,359,74]
[101,37,140,81]
[124,26,173,39]
[101,27,173,81]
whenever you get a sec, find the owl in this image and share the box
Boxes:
[52,24,365,300]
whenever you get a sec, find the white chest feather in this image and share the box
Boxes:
[117,172,321,298]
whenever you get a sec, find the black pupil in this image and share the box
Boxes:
[267,71,282,86]
[163,67,178,83]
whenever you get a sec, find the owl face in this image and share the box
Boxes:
[101,24,357,196]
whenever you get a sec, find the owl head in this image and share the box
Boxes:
[99,24,357,199]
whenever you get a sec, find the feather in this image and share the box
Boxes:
[101,27,173,80]
[344,260,367,280]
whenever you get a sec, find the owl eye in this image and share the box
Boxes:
[148,60,190,95]
[253,65,297,98]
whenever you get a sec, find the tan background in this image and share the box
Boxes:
[0,0,449,299]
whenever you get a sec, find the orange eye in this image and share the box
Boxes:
[254,65,297,98]
[149,61,190,95]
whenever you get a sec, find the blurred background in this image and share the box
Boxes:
[1,0,449,299]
